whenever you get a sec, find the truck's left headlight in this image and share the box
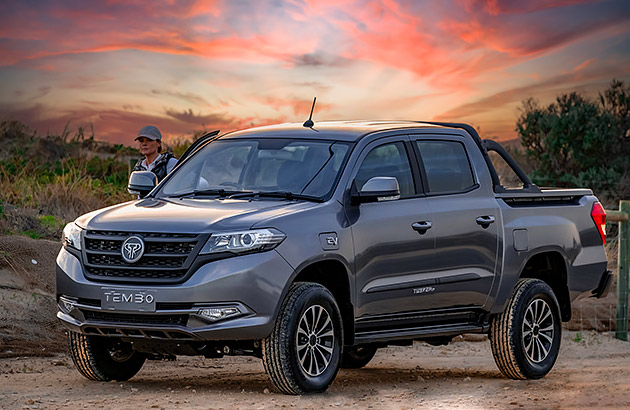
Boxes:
[62,222,83,250]
[200,228,285,255]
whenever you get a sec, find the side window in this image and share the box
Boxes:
[355,142,415,198]
[416,141,475,193]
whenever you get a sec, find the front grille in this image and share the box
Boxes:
[82,231,204,284]
[82,310,189,326]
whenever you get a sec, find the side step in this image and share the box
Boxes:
[355,324,486,344]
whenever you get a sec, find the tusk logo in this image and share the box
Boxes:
[121,236,145,263]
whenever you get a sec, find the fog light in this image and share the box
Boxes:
[59,296,76,314]
[197,306,241,322]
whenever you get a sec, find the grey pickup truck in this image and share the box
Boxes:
[56,121,611,394]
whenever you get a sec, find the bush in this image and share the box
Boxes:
[516,79,630,205]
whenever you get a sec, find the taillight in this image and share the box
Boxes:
[591,202,606,244]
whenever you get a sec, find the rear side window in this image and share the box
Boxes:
[355,142,415,198]
[415,141,475,193]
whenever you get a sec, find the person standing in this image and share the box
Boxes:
[132,125,178,181]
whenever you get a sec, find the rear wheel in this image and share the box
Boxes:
[490,278,562,380]
[67,331,146,381]
[262,282,343,394]
[340,345,378,369]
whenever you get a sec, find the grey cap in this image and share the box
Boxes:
[136,125,162,141]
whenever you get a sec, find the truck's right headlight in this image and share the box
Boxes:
[199,228,285,255]
[62,222,83,250]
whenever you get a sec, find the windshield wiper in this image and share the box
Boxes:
[228,191,324,202]
[167,189,251,198]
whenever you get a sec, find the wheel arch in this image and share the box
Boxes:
[287,257,354,345]
[518,250,571,321]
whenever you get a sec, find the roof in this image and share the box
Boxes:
[218,120,460,143]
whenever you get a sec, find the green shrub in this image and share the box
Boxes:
[517,79,630,204]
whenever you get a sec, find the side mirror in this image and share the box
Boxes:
[128,171,157,198]
[351,177,400,204]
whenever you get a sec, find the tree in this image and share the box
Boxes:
[516,80,630,202]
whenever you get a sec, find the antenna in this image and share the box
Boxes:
[303,97,316,128]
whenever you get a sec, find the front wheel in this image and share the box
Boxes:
[262,282,343,394]
[67,331,146,382]
[490,278,562,380]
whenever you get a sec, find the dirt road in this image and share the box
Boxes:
[1,331,628,409]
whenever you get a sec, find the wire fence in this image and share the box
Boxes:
[561,204,629,340]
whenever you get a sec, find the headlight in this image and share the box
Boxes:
[62,222,83,250]
[200,228,285,254]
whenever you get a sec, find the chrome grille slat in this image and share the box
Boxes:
[85,267,187,279]
[86,253,186,268]
[86,230,197,239]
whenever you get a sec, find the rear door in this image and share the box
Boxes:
[410,134,500,310]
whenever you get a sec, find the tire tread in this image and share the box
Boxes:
[262,282,341,394]
[67,331,145,382]
[490,278,560,380]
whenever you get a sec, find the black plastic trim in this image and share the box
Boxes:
[499,196,583,207]
[483,139,540,193]
[592,270,613,299]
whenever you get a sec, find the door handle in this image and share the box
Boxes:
[476,215,496,227]
[412,221,432,234]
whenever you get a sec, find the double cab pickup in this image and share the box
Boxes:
[56,121,611,394]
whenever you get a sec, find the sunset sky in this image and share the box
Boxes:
[0,0,629,144]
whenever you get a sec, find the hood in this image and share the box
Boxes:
[75,197,319,233]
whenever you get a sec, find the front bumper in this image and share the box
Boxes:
[56,247,294,341]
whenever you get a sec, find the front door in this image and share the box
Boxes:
[348,137,435,320]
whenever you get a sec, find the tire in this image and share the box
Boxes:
[340,345,378,369]
[67,331,146,382]
[262,282,343,394]
[490,278,562,380]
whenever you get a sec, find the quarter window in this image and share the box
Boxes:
[355,142,415,198]
[416,141,475,193]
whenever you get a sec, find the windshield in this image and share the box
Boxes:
[159,138,352,200]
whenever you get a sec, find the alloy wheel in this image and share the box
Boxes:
[296,305,335,376]
[522,298,554,363]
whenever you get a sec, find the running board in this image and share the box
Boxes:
[355,324,486,344]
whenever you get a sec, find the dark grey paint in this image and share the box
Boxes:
[56,121,608,346]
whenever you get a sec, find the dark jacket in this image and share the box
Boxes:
[132,152,176,181]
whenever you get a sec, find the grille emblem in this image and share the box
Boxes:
[121,236,144,263]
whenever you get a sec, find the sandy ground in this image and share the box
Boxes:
[1,331,629,409]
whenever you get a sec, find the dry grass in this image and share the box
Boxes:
[0,120,199,240]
